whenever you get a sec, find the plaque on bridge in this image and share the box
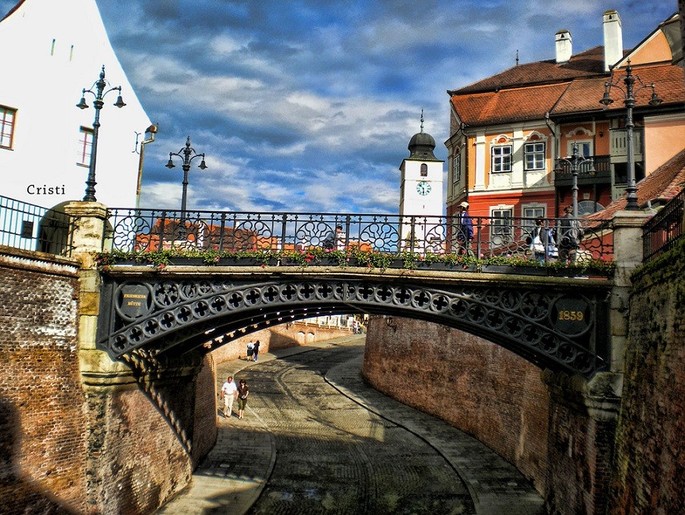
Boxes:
[116,283,153,321]
[552,297,592,337]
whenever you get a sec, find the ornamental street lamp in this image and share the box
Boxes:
[556,142,594,218]
[165,136,207,214]
[599,60,662,210]
[76,65,126,202]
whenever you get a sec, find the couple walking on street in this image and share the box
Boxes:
[219,376,250,419]
[246,340,261,361]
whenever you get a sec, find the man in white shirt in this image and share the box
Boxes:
[220,376,238,418]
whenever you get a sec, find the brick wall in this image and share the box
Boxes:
[362,316,550,492]
[192,354,218,467]
[83,383,193,514]
[0,248,87,513]
[543,378,617,514]
[611,242,685,513]
[210,322,354,363]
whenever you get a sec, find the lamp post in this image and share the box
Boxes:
[600,60,662,210]
[76,65,126,202]
[165,136,207,215]
[556,142,593,219]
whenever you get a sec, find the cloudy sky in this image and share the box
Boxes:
[2,1,677,213]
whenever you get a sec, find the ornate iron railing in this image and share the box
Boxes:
[0,195,74,257]
[105,208,614,263]
[643,189,685,261]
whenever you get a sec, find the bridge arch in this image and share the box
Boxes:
[97,269,610,377]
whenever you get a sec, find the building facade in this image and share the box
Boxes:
[446,11,685,234]
[0,0,152,209]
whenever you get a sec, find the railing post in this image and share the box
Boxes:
[63,201,109,263]
[609,210,651,372]
[281,214,288,251]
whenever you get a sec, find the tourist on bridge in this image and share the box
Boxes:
[456,202,473,255]
[220,376,238,418]
[528,217,557,263]
[323,225,344,250]
[237,379,249,419]
[558,205,583,263]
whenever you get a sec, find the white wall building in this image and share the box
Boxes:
[0,0,152,209]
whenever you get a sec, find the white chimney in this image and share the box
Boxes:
[603,9,623,71]
[555,30,572,64]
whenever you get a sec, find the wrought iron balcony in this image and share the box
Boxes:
[554,155,611,186]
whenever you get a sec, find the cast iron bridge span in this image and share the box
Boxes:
[96,207,615,378]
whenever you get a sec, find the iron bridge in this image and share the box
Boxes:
[96,268,611,378]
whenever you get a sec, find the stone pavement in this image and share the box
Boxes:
[159,338,544,514]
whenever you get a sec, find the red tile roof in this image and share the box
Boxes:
[589,148,685,221]
[451,83,570,126]
[450,47,606,95]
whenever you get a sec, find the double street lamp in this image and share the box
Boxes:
[165,136,207,214]
[76,65,126,202]
[557,142,594,218]
[600,60,662,210]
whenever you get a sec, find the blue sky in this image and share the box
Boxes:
[1,1,677,213]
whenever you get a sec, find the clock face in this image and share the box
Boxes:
[417,181,431,196]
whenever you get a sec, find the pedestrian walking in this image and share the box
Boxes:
[219,375,238,418]
[246,342,254,361]
[558,205,583,263]
[252,340,260,362]
[455,201,473,255]
[237,379,249,419]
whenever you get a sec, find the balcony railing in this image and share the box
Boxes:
[610,128,643,160]
[554,155,611,186]
[0,196,74,257]
[105,208,615,263]
[643,189,684,262]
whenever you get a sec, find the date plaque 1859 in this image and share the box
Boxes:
[552,297,591,336]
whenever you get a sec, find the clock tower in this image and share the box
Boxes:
[399,113,444,251]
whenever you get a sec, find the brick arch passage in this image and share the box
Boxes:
[97,275,610,377]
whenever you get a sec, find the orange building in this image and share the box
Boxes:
[446,10,685,225]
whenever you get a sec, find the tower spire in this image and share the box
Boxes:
[420,109,425,133]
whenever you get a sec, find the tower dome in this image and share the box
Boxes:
[407,111,437,160]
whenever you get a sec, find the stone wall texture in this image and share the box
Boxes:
[611,242,685,513]
[0,249,87,514]
[192,354,218,468]
[210,322,354,364]
[362,316,550,492]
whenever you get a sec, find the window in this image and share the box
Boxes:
[568,140,593,158]
[524,142,545,170]
[522,206,546,234]
[0,105,17,149]
[491,145,512,173]
[420,163,428,177]
[77,127,93,166]
[491,207,513,245]
[451,152,461,193]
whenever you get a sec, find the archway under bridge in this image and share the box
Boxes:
[96,267,611,378]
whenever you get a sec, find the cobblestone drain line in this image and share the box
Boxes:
[244,342,475,514]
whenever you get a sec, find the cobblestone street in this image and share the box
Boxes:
[160,336,544,514]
